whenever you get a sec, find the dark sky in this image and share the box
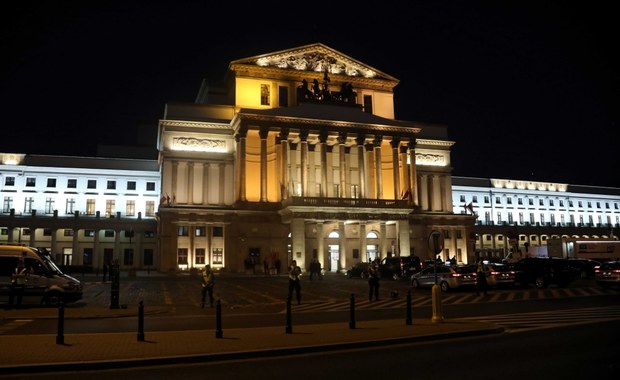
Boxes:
[2,2,618,187]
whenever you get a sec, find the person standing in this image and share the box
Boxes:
[367,261,380,301]
[8,260,28,308]
[102,261,108,282]
[476,260,488,296]
[287,260,302,304]
[201,264,215,308]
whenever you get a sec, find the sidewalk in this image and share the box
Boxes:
[0,307,503,374]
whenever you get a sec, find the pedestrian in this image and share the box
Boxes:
[288,260,302,304]
[368,261,380,301]
[316,259,322,280]
[201,264,215,308]
[275,258,281,275]
[8,260,28,308]
[476,260,488,296]
[263,259,269,275]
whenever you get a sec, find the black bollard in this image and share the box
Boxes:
[109,263,120,309]
[349,293,356,329]
[285,297,292,334]
[406,290,412,325]
[56,302,65,345]
[137,300,145,341]
[215,299,223,338]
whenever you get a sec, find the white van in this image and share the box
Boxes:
[0,244,83,307]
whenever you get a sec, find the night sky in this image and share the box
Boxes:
[2,2,618,187]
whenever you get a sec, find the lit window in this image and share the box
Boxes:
[260,84,270,105]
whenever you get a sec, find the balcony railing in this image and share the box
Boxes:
[282,197,411,209]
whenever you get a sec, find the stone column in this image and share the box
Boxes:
[187,162,194,205]
[279,129,290,200]
[398,220,411,256]
[236,127,247,201]
[291,219,306,270]
[316,222,325,270]
[373,136,383,199]
[299,128,309,197]
[171,160,179,203]
[202,163,210,205]
[379,222,387,259]
[365,144,375,199]
[218,163,226,206]
[408,140,418,206]
[338,131,347,198]
[359,222,367,261]
[400,145,409,201]
[319,130,328,197]
[338,221,346,272]
[259,126,269,202]
[390,137,401,200]
[356,134,366,198]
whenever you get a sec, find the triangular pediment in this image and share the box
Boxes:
[229,43,398,82]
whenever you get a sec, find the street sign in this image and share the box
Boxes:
[428,230,444,255]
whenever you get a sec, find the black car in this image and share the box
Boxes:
[511,257,576,288]
[345,262,370,279]
[566,258,601,279]
[378,256,422,280]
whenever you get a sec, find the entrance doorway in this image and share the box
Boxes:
[367,245,378,262]
[328,244,339,272]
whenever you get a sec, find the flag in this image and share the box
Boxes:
[401,189,411,200]
[172,192,176,205]
[160,194,166,205]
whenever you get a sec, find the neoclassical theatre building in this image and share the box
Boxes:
[3,44,617,274]
[157,43,472,273]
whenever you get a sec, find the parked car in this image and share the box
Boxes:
[345,262,370,279]
[482,262,516,287]
[511,257,576,288]
[566,258,601,279]
[410,265,477,292]
[594,260,620,288]
[379,256,422,280]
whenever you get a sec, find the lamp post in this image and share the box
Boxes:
[428,230,444,323]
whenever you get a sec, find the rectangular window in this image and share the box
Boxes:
[178,226,189,236]
[177,248,189,265]
[86,199,96,215]
[43,228,52,236]
[260,84,270,105]
[127,181,136,190]
[65,198,75,214]
[104,230,115,238]
[3,196,13,213]
[126,200,135,216]
[539,199,544,206]
[107,180,116,190]
[47,178,56,188]
[212,248,223,265]
[144,249,154,266]
[144,231,155,238]
[195,227,206,237]
[105,200,115,217]
[24,197,34,213]
[507,198,512,205]
[67,179,77,188]
[123,249,134,266]
[64,229,74,236]
[484,196,489,203]
[212,226,223,237]
[4,176,15,186]
[145,201,155,217]
[195,248,206,265]
[278,86,288,107]
[26,177,36,187]
[472,196,478,203]
[146,182,155,191]
[529,199,534,206]
[460,195,465,202]
[45,198,55,214]
[83,248,93,266]
[363,94,373,114]
[87,179,97,189]
[84,230,95,237]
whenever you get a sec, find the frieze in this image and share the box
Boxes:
[172,137,226,150]
[416,153,446,166]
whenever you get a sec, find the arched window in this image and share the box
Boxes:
[328,231,339,238]
[366,231,379,239]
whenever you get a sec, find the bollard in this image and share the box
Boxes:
[406,290,412,325]
[349,293,356,329]
[215,299,223,338]
[56,302,65,345]
[285,297,292,334]
[137,300,145,341]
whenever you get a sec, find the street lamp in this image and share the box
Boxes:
[428,230,444,323]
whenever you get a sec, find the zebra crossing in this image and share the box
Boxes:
[280,286,620,314]
[461,305,620,333]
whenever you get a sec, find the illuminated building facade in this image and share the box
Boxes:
[452,176,620,258]
[157,43,472,273]
[0,153,159,270]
